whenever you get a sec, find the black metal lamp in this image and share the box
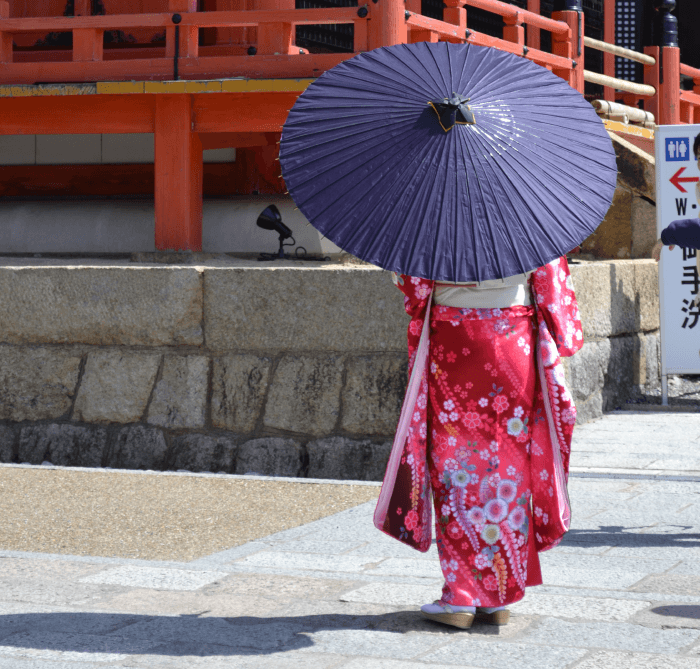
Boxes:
[255,204,330,262]
[256,205,294,260]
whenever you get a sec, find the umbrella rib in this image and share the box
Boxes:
[292,131,437,237]
[332,59,437,103]
[283,126,429,194]
[423,128,455,281]
[378,43,447,100]
[456,129,506,280]
[282,112,425,168]
[464,129,531,275]
[465,127,558,268]
[359,42,447,103]
[478,115,616,213]
[475,122,606,248]
[282,113,422,157]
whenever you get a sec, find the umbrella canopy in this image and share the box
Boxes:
[279,42,618,282]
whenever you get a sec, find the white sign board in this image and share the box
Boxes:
[655,124,700,402]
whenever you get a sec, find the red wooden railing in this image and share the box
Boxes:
[0,0,695,126]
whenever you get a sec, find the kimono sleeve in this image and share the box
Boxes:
[529,257,583,357]
[391,273,435,319]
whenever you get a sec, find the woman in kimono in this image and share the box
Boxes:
[374,257,583,629]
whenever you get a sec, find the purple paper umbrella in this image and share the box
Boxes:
[279,42,617,282]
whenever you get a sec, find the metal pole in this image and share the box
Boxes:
[662,374,668,406]
[172,13,182,81]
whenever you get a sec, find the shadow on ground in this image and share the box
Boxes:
[563,526,700,548]
[0,611,509,657]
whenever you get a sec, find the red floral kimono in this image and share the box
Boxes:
[374,257,582,607]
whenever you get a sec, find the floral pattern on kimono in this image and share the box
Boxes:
[373,257,582,607]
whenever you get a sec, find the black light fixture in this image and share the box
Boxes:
[255,205,329,262]
[256,205,295,260]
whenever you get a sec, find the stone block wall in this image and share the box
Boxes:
[0,257,660,479]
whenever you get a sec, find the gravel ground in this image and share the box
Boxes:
[0,467,379,561]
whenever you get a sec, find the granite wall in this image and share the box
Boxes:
[0,257,660,479]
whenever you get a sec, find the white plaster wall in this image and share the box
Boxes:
[0,134,235,165]
[0,196,340,254]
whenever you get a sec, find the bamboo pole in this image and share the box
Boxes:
[584,70,656,96]
[583,36,656,66]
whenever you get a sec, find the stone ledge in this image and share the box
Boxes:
[0,266,203,346]
[0,258,658,348]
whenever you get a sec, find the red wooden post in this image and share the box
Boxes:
[74,0,91,16]
[0,2,11,65]
[255,0,295,55]
[526,0,540,50]
[643,46,660,124]
[73,29,104,62]
[368,0,407,50]
[444,0,466,35]
[405,0,421,14]
[355,5,369,51]
[154,94,203,251]
[168,0,199,59]
[503,10,524,47]
[602,0,614,100]
[681,100,693,124]
[552,10,584,93]
[659,46,681,125]
[409,29,438,44]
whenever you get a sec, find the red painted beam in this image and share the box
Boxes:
[0,53,351,84]
[0,95,156,134]
[194,92,298,132]
[0,92,301,135]
[199,131,275,149]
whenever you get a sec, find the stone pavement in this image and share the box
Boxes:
[3,411,700,668]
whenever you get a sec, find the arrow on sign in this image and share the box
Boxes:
[671,167,700,193]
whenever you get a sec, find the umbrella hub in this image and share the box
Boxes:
[429,93,475,132]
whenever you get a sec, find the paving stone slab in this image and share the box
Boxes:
[628,574,700,596]
[538,564,648,589]
[232,552,381,574]
[633,603,700,630]
[509,593,651,622]
[298,628,444,660]
[366,558,443,579]
[573,650,700,669]
[341,659,482,669]
[421,638,589,669]
[80,567,227,591]
[0,660,126,669]
[520,617,700,654]
[340,582,441,607]
[0,631,159,662]
[251,540,367,556]
[127,649,347,669]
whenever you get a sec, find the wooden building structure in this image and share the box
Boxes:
[0,0,698,251]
